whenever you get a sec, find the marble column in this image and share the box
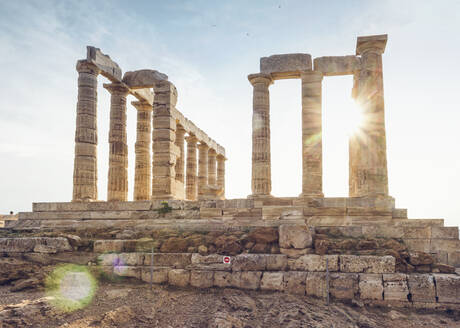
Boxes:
[73,60,99,202]
[217,154,226,197]
[197,142,209,199]
[352,34,389,197]
[132,100,152,201]
[208,149,217,186]
[104,82,130,201]
[175,125,186,183]
[248,73,273,197]
[300,71,324,197]
[185,135,198,200]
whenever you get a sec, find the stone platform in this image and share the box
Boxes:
[7,197,460,267]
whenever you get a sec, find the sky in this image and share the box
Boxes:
[0,0,459,227]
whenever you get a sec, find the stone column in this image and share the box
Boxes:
[208,149,217,186]
[248,73,273,197]
[197,142,209,199]
[151,80,178,199]
[300,71,324,197]
[352,35,389,197]
[73,60,99,202]
[185,135,198,200]
[217,154,226,197]
[175,125,186,183]
[132,100,152,201]
[104,82,130,201]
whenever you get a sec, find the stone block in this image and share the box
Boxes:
[306,272,327,298]
[431,227,459,240]
[280,248,313,258]
[403,239,431,253]
[214,271,233,288]
[0,237,71,253]
[200,208,223,218]
[94,240,124,253]
[434,274,460,303]
[279,224,313,249]
[232,254,266,271]
[407,274,436,302]
[392,209,408,219]
[383,273,409,302]
[141,267,169,284]
[101,253,144,266]
[362,226,404,238]
[240,271,262,290]
[330,273,359,300]
[430,239,460,253]
[284,271,307,295]
[144,253,192,268]
[265,254,288,271]
[448,251,460,267]
[168,269,190,287]
[260,272,284,291]
[403,227,431,239]
[190,270,214,288]
[260,53,312,79]
[339,255,395,273]
[113,266,141,279]
[86,46,122,81]
[313,55,361,76]
[122,69,168,88]
[289,254,339,272]
[231,271,242,288]
[359,274,383,300]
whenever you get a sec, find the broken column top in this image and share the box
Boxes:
[122,69,169,89]
[260,53,312,79]
[356,34,388,55]
[86,46,122,82]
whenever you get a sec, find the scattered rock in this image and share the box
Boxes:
[279,224,313,249]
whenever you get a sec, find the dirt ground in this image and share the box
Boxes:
[1,277,459,328]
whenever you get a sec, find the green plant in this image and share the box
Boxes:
[158,201,173,215]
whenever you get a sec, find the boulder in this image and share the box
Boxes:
[160,237,188,253]
[409,252,434,266]
[279,224,313,249]
[214,235,242,255]
[432,263,455,274]
[247,227,278,244]
[260,272,284,291]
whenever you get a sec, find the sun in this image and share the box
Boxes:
[343,100,364,137]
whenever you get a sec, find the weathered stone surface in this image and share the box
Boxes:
[409,252,433,266]
[265,254,288,271]
[94,240,125,253]
[280,247,313,258]
[141,267,169,284]
[289,254,339,272]
[306,272,327,298]
[247,227,278,244]
[260,53,312,79]
[113,266,141,279]
[434,274,460,303]
[260,272,284,291]
[214,271,233,288]
[168,269,190,287]
[279,224,313,249]
[190,270,214,288]
[407,274,436,302]
[232,254,266,271]
[313,56,361,76]
[86,46,122,81]
[330,273,359,300]
[33,244,57,254]
[240,271,262,290]
[122,69,168,88]
[383,273,409,302]
[284,271,307,295]
[0,237,71,253]
[339,255,395,273]
[144,253,191,269]
[359,274,383,300]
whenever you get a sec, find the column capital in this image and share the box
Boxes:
[131,100,152,111]
[176,124,186,134]
[208,148,217,155]
[198,142,209,150]
[76,60,100,75]
[216,154,227,161]
[300,70,323,82]
[185,134,198,144]
[356,34,387,55]
[103,82,130,95]
[248,73,273,87]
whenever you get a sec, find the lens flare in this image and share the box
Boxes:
[45,264,97,312]
[344,101,365,137]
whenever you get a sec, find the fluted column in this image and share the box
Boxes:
[104,82,130,201]
[175,125,186,183]
[217,154,226,197]
[186,135,198,200]
[208,149,217,186]
[197,142,209,199]
[248,73,273,197]
[73,60,99,201]
[301,71,324,197]
[352,35,389,197]
[132,100,152,200]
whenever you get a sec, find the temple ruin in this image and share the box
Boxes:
[2,34,460,309]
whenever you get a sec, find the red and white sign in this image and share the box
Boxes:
[223,256,231,264]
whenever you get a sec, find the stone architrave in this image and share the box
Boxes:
[197,142,209,199]
[151,80,178,199]
[132,100,152,200]
[185,135,198,200]
[248,73,273,197]
[86,46,122,82]
[175,125,186,184]
[73,60,100,201]
[216,155,226,197]
[301,71,324,197]
[260,53,312,79]
[104,82,130,201]
[351,34,389,197]
[208,149,217,186]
